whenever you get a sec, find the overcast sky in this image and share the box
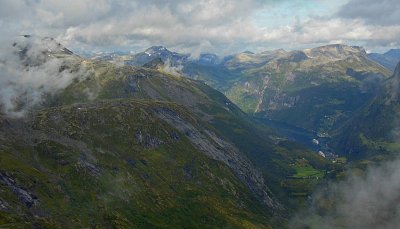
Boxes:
[1,0,399,56]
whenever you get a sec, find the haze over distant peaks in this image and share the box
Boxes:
[368,49,400,72]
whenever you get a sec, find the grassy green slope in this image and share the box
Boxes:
[0,100,274,228]
[0,55,332,228]
[51,60,329,195]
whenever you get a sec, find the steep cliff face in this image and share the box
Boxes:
[221,44,390,133]
[332,62,400,160]
[0,101,276,228]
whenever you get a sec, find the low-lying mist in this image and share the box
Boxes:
[291,158,400,229]
[0,36,87,118]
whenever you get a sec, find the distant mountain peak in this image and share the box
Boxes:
[368,49,400,71]
[260,49,286,55]
[304,44,366,59]
[12,36,75,67]
[145,46,171,55]
[310,44,363,52]
[385,49,400,58]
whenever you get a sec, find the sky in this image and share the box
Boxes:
[1,0,400,56]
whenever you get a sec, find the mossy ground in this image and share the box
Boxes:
[0,100,273,228]
[0,60,338,228]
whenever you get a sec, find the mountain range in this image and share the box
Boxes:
[86,44,400,172]
[1,37,399,228]
[0,38,333,228]
[101,44,393,135]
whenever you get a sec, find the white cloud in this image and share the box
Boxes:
[0,0,399,56]
[0,37,89,117]
[337,0,400,26]
[291,158,400,229]
[59,0,267,55]
[255,17,400,52]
